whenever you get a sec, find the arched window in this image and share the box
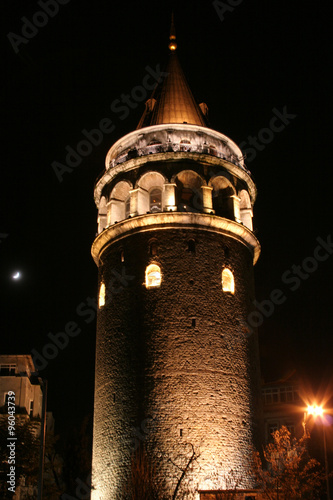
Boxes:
[239,190,253,230]
[175,170,204,212]
[145,264,161,289]
[99,282,106,307]
[109,181,132,224]
[149,188,162,212]
[222,268,235,294]
[97,196,107,234]
[211,176,235,220]
[150,241,158,256]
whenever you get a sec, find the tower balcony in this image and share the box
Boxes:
[94,125,257,239]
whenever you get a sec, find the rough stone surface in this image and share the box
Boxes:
[92,226,262,498]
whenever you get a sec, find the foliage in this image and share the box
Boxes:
[253,425,324,499]
[44,431,65,498]
[0,415,66,499]
[0,416,40,498]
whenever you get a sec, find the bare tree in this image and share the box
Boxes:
[169,443,200,500]
[121,442,201,500]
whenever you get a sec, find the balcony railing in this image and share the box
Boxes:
[108,142,250,173]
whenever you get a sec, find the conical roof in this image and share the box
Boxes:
[137,21,207,129]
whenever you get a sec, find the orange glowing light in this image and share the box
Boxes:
[145,264,161,288]
[307,405,323,417]
[99,282,105,307]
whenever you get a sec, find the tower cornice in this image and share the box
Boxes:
[91,212,260,266]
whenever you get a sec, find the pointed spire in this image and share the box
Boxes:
[168,12,177,52]
[137,15,207,129]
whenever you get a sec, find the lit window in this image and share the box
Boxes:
[149,188,162,213]
[222,268,234,293]
[145,264,161,289]
[99,282,105,307]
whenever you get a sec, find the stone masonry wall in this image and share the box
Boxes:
[92,226,262,499]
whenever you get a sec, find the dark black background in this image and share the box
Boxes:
[1,0,332,431]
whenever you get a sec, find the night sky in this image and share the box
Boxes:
[1,0,332,431]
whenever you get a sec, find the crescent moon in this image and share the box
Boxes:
[13,272,21,280]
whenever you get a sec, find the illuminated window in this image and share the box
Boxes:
[222,268,235,294]
[145,264,161,289]
[99,282,106,308]
[149,188,162,212]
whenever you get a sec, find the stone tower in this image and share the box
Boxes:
[91,22,262,500]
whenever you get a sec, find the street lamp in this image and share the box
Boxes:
[304,404,330,500]
[37,379,47,500]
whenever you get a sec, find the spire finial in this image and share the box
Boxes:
[169,12,177,51]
